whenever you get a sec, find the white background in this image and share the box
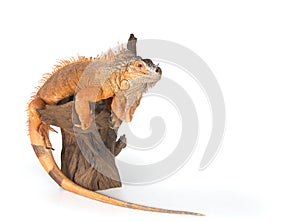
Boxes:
[1,0,300,221]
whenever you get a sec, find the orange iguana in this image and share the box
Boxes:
[27,36,203,216]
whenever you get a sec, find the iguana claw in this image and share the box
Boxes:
[38,123,56,148]
[46,147,55,151]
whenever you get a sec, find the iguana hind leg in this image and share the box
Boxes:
[28,97,55,148]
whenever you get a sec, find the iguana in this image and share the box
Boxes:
[27,36,203,216]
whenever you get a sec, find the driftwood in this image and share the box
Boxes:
[40,99,126,190]
[38,34,137,191]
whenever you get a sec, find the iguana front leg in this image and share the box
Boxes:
[75,87,114,130]
[111,93,142,123]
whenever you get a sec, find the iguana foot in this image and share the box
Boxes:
[110,113,121,129]
[38,123,57,148]
[75,114,93,130]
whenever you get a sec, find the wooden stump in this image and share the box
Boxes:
[39,98,126,191]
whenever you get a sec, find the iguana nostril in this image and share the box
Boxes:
[155,67,162,74]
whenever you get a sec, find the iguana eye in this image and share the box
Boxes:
[134,61,146,70]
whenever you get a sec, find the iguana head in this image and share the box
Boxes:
[117,56,162,91]
[112,56,162,123]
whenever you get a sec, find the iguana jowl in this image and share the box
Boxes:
[27,37,203,216]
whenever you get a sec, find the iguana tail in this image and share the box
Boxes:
[32,145,204,216]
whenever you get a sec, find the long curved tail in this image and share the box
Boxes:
[32,145,204,216]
